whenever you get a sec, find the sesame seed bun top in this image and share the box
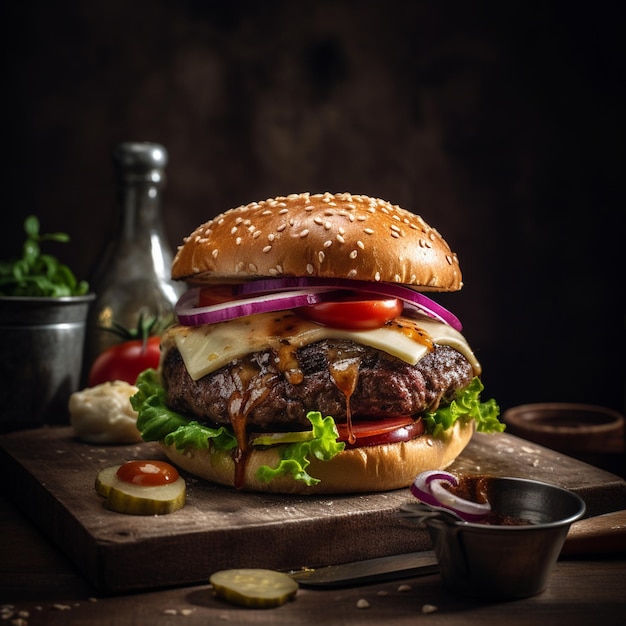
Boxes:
[172,192,463,292]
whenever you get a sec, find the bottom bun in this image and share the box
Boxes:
[159,420,475,494]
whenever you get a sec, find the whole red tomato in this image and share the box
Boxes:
[88,336,161,387]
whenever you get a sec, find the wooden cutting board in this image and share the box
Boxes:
[1,426,625,594]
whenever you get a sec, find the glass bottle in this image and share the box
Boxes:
[83,142,185,381]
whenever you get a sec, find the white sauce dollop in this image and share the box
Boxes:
[69,381,142,444]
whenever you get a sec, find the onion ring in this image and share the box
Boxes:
[410,470,491,522]
[234,277,462,330]
[175,287,342,326]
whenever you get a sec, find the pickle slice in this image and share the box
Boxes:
[210,569,299,608]
[95,465,186,515]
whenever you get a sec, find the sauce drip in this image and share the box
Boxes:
[227,361,274,489]
[116,460,179,486]
[327,348,361,445]
[276,342,304,384]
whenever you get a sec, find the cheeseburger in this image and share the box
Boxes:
[131,192,503,494]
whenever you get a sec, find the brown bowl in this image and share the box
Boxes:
[503,403,624,456]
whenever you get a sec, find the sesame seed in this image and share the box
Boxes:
[446,255,453,265]
[348,269,357,278]
[357,240,364,249]
[261,210,272,216]
[279,208,289,215]
[338,227,345,235]
[363,228,374,235]
[323,240,332,248]
[318,251,325,263]
[249,263,257,273]
[268,233,275,242]
[263,245,272,253]
[336,234,345,244]
[324,221,332,230]
[375,272,381,281]
[306,264,314,274]
[300,229,309,238]
[314,217,324,225]
[276,264,283,273]
[277,224,287,232]
[390,224,401,232]
[391,231,400,238]
[349,250,358,259]
[212,249,219,258]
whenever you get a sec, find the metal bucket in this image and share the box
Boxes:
[424,477,586,599]
[0,294,95,432]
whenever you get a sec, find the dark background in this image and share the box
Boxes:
[2,1,624,417]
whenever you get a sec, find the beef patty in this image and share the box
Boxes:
[162,340,474,432]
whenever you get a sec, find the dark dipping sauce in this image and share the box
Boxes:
[448,474,534,526]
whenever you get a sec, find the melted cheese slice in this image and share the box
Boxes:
[162,312,481,381]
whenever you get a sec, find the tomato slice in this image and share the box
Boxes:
[336,416,424,448]
[296,295,403,330]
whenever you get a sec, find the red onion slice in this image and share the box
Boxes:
[410,470,491,522]
[175,287,340,326]
[234,277,462,330]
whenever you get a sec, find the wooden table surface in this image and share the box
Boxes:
[1,492,625,626]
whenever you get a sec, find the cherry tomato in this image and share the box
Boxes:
[296,296,403,330]
[336,416,424,448]
[116,460,179,486]
[88,336,161,386]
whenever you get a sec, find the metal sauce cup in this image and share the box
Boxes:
[424,477,586,600]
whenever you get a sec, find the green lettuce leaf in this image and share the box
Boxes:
[254,411,345,486]
[423,377,503,437]
[131,369,238,451]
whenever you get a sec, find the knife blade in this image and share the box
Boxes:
[291,549,439,587]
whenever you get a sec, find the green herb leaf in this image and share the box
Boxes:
[0,216,89,297]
